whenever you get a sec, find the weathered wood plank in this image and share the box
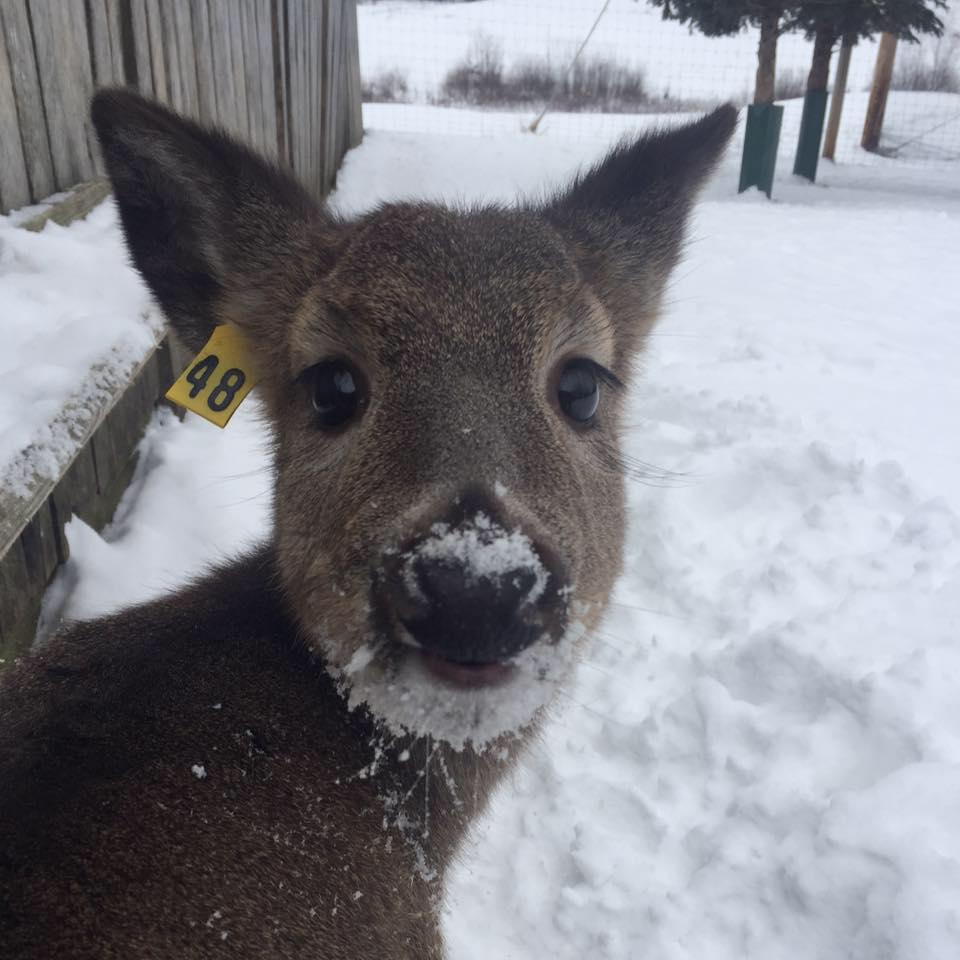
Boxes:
[227,0,248,140]
[158,0,183,111]
[28,0,98,190]
[190,0,217,123]
[20,499,59,597]
[343,0,362,151]
[84,0,121,176]
[50,444,98,554]
[271,0,288,164]
[239,0,263,152]
[0,0,56,201]
[255,0,277,157]
[103,0,127,85]
[128,0,154,96]
[0,538,35,660]
[144,0,168,102]
[0,15,32,211]
[285,0,304,180]
[291,0,319,194]
[172,0,198,116]
[87,0,118,87]
[0,501,58,660]
[323,0,342,193]
[20,178,110,232]
[207,0,239,135]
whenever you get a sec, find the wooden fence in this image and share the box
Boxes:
[0,0,362,213]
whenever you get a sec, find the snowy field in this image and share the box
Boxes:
[14,99,959,960]
[357,0,960,163]
[357,0,880,104]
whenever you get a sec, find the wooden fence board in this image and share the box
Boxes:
[128,0,154,96]
[323,0,342,192]
[190,0,217,123]
[255,0,277,157]
[207,0,239,135]
[171,0,199,117]
[227,1,248,140]
[27,0,97,190]
[1,0,56,200]
[158,0,183,111]
[0,18,31,211]
[343,0,362,152]
[87,0,115,86]
[270,0,287,164]
[103,0,126,84]
[285,0,304,181]
[240,0,264,153]
[144,0,168,103]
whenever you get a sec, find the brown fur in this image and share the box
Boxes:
[0,90,735,957]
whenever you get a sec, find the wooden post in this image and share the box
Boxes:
[822,38,853,160]
[793,27,834,181]
[862,32,898,153]
[754,8,779,104]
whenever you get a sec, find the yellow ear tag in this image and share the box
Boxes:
[165,325,261,428]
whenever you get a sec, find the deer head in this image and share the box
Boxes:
[92,90,735,749]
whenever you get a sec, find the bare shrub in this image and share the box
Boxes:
[893,43,960,93]
[440,35,505,105]
[557,58,647,110]
[440,47,649,111]
[508,58,559,103]
[775,68,807,101]
[362,69,410,103]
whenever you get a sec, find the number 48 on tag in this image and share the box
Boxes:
[166,325,261,427]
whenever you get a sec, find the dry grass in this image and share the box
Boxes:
[438,36,661,112]
[362,69,410,103]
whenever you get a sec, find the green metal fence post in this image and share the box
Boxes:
[738,103,784,199]
[793,89,829,181]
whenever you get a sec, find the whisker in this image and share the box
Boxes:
[607,599,690,621]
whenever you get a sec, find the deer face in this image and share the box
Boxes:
[92,90,735,747]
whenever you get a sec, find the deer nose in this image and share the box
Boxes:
[378,504,566,665]
[404,553,542,663]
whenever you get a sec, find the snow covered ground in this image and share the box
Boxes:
[23,100,960,959]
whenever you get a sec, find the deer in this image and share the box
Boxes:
[0,89,735,958]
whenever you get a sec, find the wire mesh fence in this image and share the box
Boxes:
[356,0,960,167]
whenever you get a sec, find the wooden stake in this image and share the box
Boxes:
[862,33,898,153]
[823,38,853,160]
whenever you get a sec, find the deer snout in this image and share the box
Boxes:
[377,503,568,677]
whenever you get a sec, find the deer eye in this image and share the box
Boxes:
[557,359,600,423]
[304,360,363,428]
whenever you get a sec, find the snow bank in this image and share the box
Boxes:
[0,200,161,495]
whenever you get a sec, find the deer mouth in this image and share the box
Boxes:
[418,652,515,689]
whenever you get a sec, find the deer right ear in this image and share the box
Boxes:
[544,105,737,348]
[91,89,326,355]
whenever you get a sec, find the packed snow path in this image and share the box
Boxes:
[30,108,960,959]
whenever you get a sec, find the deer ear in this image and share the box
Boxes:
[545,105,737,344]
[91,88,325,354]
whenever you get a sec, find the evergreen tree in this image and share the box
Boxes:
[789,0,945,173]
[792,0,945,97]
[647,0,797,103]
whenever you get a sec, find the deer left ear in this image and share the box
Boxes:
[91,88,331,358]
[544,105,737,343]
